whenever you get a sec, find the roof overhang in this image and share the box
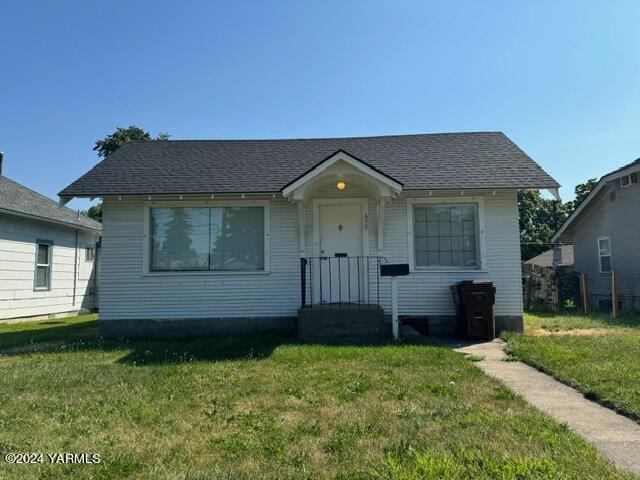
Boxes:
[0,207,101,233]
[547,187,560,201]
[281,150,403,201]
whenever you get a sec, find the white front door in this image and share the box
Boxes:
[317,202,365,303]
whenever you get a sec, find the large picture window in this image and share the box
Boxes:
[413,203,480,268]
[150,206,265,272]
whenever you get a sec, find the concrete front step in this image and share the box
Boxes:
[297,304,390,341]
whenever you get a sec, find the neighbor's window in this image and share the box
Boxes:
[34,240,53,290]
[85,246,95,262]
[598,237,612,273]
[150,207,265,271]
[413,204,480,268]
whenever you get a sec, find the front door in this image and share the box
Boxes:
[317,202,365,303]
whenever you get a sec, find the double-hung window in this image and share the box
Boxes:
[150,206,266,272]
[34,240,53,290]
[413,203,480,269]
[598,237,612,273]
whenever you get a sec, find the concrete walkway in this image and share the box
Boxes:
[457,339,640,476]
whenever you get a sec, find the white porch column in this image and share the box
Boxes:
[377,198,386,255]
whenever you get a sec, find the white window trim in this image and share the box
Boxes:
[406,196,486,273]
[597,236,612,273]
[142,199,271,276]
[34,239,53,291]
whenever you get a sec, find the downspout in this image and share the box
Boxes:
[72,229,79,306]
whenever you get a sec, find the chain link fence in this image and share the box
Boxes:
[586,293,640,314]
[524,267,640,315]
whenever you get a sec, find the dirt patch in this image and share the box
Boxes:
[530,328,629,337]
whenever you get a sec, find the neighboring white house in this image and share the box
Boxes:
[59,132,559,337]
[0,169,102,321]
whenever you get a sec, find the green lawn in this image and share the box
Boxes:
[0,314,99,351]
[0,316,634,479]
[505,312,640,422]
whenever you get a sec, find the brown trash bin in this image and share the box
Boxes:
[451,280,496,340]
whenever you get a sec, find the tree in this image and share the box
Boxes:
[86,204,102,222]
[88,126,170,222]
[518,190,568,261]
[564,178,598,213]
[517,177,598,261]
[93,125,151,158]
[158,208,201,269]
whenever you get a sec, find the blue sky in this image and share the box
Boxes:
[1,1,639,210]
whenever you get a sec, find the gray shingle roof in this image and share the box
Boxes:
[523,245,574,268]
[604,157,640,178]
[0,176,101,231]
[59,132,559,197]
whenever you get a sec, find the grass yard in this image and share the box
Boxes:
[0,316,634,480]
[504,312,640,422]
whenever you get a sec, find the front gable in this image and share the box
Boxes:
[281,150,403,201]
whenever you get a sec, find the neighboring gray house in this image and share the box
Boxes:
[523,245,574,271]
[552,158,640,311]
[59,132,558,337]
[0,166,102,321]
[522,245,574,311]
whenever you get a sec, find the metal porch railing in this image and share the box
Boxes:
[300,256,385,308]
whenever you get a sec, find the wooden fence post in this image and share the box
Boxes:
[611,269,618,318]
[581,273,590,316]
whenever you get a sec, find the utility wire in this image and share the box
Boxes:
[39,0,143,125]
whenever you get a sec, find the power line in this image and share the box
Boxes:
[39,0,143,125]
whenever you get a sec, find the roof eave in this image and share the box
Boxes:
[551,180,605,243]
[0,207,101,232]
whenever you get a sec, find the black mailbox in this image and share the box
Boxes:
[380,263,410,277]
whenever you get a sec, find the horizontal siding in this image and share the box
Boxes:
[0,213,99,319]
[100,197,300,319]
[375,191,522,317]
[101,190,523,321]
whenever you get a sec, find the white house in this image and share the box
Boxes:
[59,132,559,338]
[0,166,102,321]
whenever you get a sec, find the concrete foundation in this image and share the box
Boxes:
[398,315,523,337]
[495,315,524,333]
[99,316,296,338]
[98,312,522,339]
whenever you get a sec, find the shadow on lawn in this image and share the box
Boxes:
[0,322,294,364]
[0,319,100,351]
[114,333,297,364]
[0,321,413,365]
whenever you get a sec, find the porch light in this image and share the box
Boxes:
[336,181,346,190]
